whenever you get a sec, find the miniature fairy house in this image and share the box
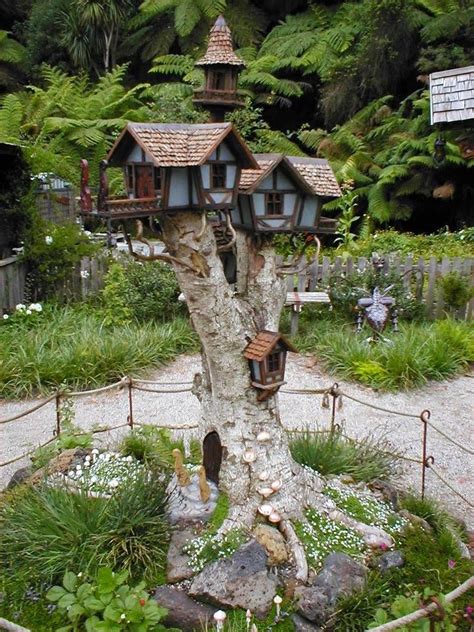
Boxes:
[84,122,257,219]
[235,154,341,234]
[244,331,297,400]
[193,15,245,122]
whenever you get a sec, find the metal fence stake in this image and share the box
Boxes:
[329,383,339,435]
[127,378,134,429]
[55,392,61,437]
[420,409,434,499]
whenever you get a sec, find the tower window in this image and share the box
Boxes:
[153,167,162,192]
[265,192,283,215]
[210,71,227,90]
[211,163,227,188]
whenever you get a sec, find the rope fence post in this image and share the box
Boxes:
[127,377,134,430]
[420,409,434,499]
[329,382,339,435]
[55,391,62,437]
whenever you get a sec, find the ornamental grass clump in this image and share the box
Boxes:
[290,430,397,482]
[0,469,170,586]
[0,304,198,398]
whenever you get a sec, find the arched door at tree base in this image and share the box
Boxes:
[203,431,222,484]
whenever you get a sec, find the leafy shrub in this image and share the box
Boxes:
[338,228,474,260]
[0,305,199,398]
[102,259,183,324]
[329,267,424,321]
[293,315,473,390]
[20,220,98,300]
[290,430,397,482]
[0,470,170,586]
[46,567,168,631]
[437,271,474,312]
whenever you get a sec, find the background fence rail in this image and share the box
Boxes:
[1,253,473,317]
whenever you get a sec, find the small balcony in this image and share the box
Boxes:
[81,197,162,220]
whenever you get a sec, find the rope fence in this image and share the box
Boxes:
[0,377,471,512]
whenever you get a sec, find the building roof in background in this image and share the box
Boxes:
[286,156,341,198]
[244,330,297,362]
[107,122,257,169]
[195,15,245,67]
[430,66,474,124]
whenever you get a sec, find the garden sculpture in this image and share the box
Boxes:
[172,448,190,487]
[198,465,211,503]
[78,15,393,582]
[356,255,398,341]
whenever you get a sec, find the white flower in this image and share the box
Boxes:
[26,309,32,315]
[83,230,92,237]
[29,303,42,312]
[16,304,26,311]
[109,479,119,489]
[77,572,83,578]
[120,614,126,621]
[92,448,99,455]
[80,270,90,279]
[3,314,8,320]
[45,235,53,245]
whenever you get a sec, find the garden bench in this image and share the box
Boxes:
[285,291,331,335]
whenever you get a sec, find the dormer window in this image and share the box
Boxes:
[266,192,283,215]
[211,163,227,188]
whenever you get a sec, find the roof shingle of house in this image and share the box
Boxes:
[109,122,257,168]
[195,15,245,67]
[244,331,296,362]
[430,66,474,124]
[239,154,280,190]
[287,157,341,198]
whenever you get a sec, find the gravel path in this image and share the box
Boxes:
[1,353,473,528]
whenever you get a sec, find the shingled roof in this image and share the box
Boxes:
[239,154,341,198]
[196,15,245,67]
[107,122,257,169]
[287,157,341,198]
[244,331,297,362]
[430,66,474,124]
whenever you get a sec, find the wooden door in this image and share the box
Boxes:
[135,165,154,198]
[203,431,222,484]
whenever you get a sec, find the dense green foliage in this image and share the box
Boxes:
[102,259,184,325]
[0,304,198,398]
[287,310,474,390]
[290,430,397,482]
[0,471,170,584]
[1,0,472,232]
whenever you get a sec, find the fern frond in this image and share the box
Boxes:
[0,93,24,143]
[151,54,195,76]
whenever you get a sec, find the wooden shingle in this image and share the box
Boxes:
[107,122,258,169]
[244,331,296,362]
[430,66,474,125]
[196,16,245,67]
[287,157,341,198]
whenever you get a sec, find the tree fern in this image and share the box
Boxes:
[0,93,24,143]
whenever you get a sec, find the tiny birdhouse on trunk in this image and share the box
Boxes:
[244,331,297,400]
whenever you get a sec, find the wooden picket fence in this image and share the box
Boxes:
[287,255,474,321]
[1,253,473,319]
[0,256,108,315]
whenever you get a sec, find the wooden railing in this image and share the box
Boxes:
[286,255,474,321]
[102,197,161,219]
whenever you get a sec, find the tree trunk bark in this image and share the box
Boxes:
[160,212,392,550]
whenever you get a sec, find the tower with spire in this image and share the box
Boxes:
[193,15,245,122]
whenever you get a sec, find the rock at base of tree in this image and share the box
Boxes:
[6,466,33,489]
[167,526,197,583]
[398,509,433,534]
[291,614,323,632]
[374,550,405,573]
[188,540,278,617]
[153,586,215,631]
[295,553,367,625]
[253,524,288,566]
[28,448,90,485]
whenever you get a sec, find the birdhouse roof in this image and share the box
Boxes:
[244,330,297,362]
[287,157,341,198]
[195,15,245,67]
[239,154,315,195]
[107,122,257,169]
